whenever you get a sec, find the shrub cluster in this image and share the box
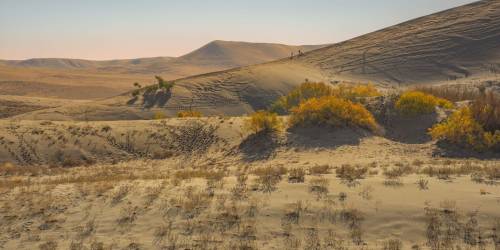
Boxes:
[289,96,379,132]
[245,111,282,134]
[271,82,334,114]
[177,110,202,118]
[395,91,453,115]
[270,82,380,114]
[429,107,500,151]
[155,76,175,92]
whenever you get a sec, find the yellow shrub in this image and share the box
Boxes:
[395,91,453,115]
[271,81,381,114]
[245,111,282,134]
[177,110,202,118]
[271,82,333,114]
[333,83,381,101]
[153,111,167,120]
[429,107,500,151]
[289,96,378,132]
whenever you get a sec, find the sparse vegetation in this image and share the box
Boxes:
[395,91,453,115]
[245,110,282,134]
[153,111,167,120]
[155,76,175,92]
[336,164,368,182]
[414,84,479,102]
[288,168,306,183]
[177,110,202,118]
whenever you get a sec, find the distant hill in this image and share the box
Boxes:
[0,41,326,99]
[0,41,325,73]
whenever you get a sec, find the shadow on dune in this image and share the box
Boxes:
[433,141,500,160]
[382,113,438,144]
[142,90,172,108]
[238,131,280,162]
[127,96,138,105]
[285,126,368,150]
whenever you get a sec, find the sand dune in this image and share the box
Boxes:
[13,0,500,121]
[0,41,325,100]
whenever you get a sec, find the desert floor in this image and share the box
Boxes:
[0,117,498,250]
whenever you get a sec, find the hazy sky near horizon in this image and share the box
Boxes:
[0,0,477,60]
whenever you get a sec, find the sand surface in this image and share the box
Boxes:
[0,117,498,249]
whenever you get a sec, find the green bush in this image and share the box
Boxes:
[155,76,175,92]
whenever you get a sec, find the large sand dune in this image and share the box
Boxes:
[12,0,500,121]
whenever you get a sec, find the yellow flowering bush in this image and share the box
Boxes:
[177,110,202,118]
[289,96,379,132]
[395,91,453,115]
[245,111,282,134]
[429,107,500,151]
[271,81,381,114]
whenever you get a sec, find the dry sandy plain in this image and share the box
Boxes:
[1,0,500,249]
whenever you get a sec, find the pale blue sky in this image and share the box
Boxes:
[0,0,477,60]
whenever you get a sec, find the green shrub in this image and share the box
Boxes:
[245,111,282,134]
[395,91,453,115]
[289,96,379,132]
[155,76,175,92]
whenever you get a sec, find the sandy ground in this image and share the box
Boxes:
[0,116,498,249]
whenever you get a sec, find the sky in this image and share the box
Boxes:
[0,0,477,60]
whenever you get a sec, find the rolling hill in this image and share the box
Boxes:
[10,0,500,121]
[0,41,326,99]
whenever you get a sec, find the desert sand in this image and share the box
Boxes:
[1,1,499,249]
[0,117,499,249]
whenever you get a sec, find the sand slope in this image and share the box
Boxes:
[15,0,500,121]
[0,41,325,100]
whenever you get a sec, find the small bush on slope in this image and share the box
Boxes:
[470,91,500,133]
[429,107,500,151]
[334,83,381,102]
[177,110,202,118]
[289,96,379,133]
[245,111,282,134]
[155,76,175,92]
[153,111,167,120]
[271,82,334,114]
[395,91,453,115]
[270,82,381,114]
